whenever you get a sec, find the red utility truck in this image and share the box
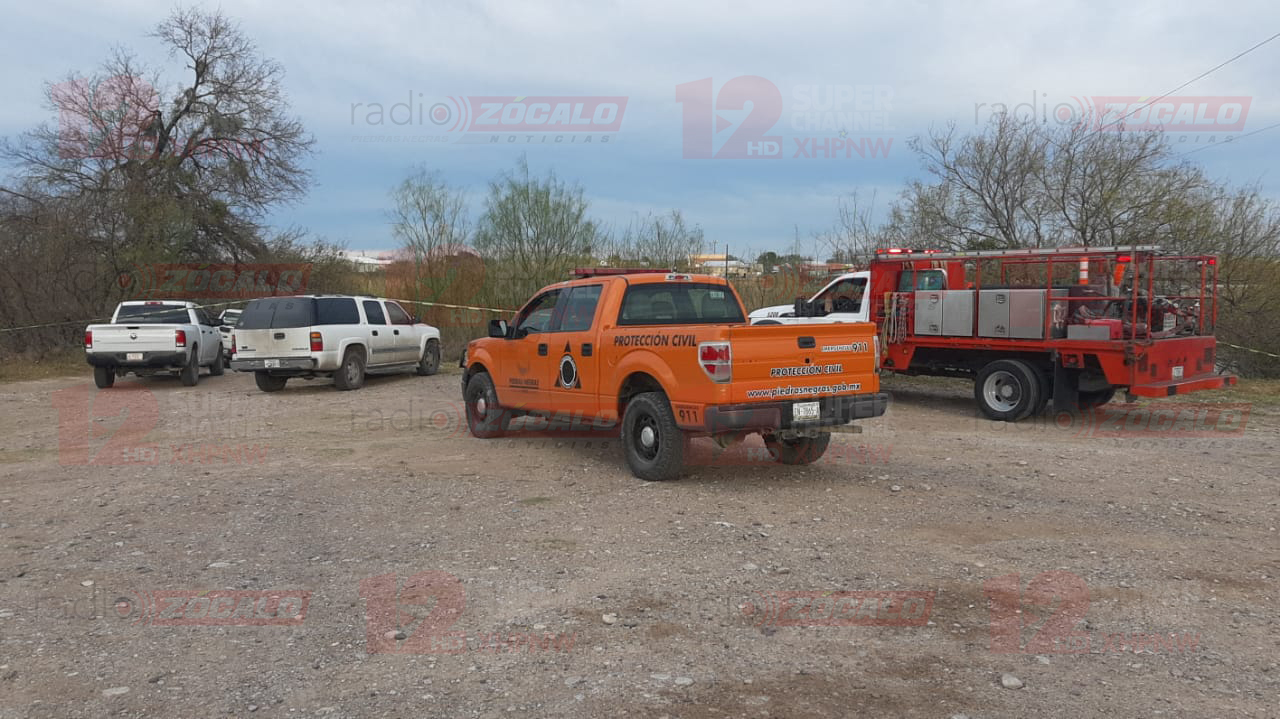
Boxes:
[749,245,1236,420]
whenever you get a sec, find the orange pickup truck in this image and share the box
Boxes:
[459,270,888,481]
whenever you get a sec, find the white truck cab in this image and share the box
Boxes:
[748,267,952,325]
[748,272,873,324]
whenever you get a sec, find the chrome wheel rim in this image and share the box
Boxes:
[982,370,1021,413]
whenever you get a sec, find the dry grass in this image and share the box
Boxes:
[0,350,85,384]
[1195,377,1280,407]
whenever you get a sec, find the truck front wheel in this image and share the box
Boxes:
[464,372,510,438]
[416,339,440,376]
[975,359,1041,421]
[93,366,115,389]
[180,347,200,387]
[209,346,225,376]
[765,432,832,465]
[622,391,685,481]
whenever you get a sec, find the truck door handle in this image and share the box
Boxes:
[581,343,593,357]
[371,330,379,336]
[538,343,548,356]
[273,332,285,340]
[393,329,400,335]
[798,336,816,349]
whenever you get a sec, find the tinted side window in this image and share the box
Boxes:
[617,283,744,325]
[899,269,946,291]
[385,302,413,325]
[558,285,602,332]
[236,298,314,329]
[362,300,386,325]
[316,298,360,325]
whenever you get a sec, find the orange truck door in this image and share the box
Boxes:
[543,284,604,418]
[500,289,563,412]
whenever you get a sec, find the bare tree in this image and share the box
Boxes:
[1040,125,1206,247]
[612,210,705,269]
[391,168,469,258]
[473,158,604,301]
[909,116,1050,248]
[2,7,313,262]
[816,190,882,262]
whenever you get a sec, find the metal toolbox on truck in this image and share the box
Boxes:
[941,290,975,336]
[914,291,943,335]
[978,290,1011,338]
[1008,290,1046,339]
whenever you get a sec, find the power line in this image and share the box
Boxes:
[1182,120,1280,156]
[1103,30,1280,130]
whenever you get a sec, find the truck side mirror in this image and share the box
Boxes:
[488,319,509,338]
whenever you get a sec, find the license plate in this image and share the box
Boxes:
[264,359,280,368]
[1172,365,1184,380]
[793,401,820,421]
[126,352,143,361]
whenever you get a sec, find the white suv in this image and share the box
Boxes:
[230,295,441,392]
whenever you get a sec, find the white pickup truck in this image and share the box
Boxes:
[85,301,224,388]
[217,308,243,368]
[749,272,873,325]
[230,295,441,392]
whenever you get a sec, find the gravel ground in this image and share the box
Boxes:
[0,368,1276,718]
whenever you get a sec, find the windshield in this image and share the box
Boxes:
[114,304,191,324]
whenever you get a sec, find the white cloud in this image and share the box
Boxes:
[2,0,1276,249]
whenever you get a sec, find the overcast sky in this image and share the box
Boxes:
[3,0,1276,259]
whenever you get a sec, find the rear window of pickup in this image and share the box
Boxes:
[114,304,190,324]
[617,283,744,326]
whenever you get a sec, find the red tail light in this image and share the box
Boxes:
[175,329,187,347]
[310,332,323,352]
[698,342,731,383]
[84,330,93,349]
[230,333,236,357]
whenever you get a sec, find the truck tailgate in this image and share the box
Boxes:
[725,323,878,404]
[89,325,181,353]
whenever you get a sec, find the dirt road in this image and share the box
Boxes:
[0,369,1275,718]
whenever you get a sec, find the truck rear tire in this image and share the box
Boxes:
[1078,387,1116,409]
[622,391,685,481]
[416,339,440,376]
[93,366,115,389]
[180,347,200,386]
[464,372,510,438]
[255,372,288,392]
[765,432,832,465]
[975,359,1040,421]
[333,347,366,391]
